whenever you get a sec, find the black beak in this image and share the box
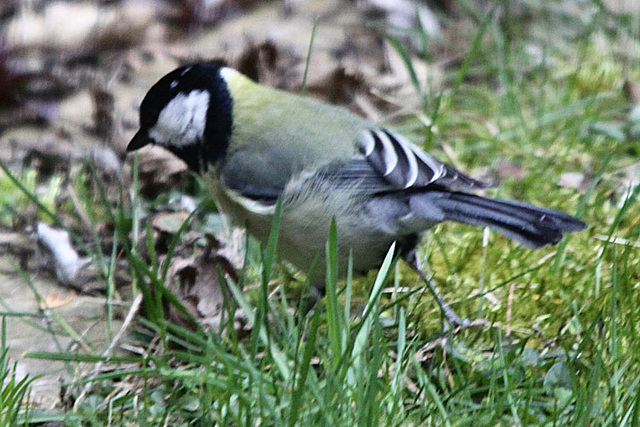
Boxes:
[127,129,152,151]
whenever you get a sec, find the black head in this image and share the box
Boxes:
[127,63,233,172]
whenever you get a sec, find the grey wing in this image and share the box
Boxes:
[357,128,493,192]
[221,127,491,202]
[318,158,393,193]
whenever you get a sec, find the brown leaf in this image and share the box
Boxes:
[133,145,188,199]
[304,67,366,106]
[151,211,191,235]
[231,39,300,91]
[43,291,75,308]
[165,239,247,335]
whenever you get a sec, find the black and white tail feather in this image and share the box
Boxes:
[356,129,586,248]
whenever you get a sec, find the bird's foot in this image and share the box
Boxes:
[403,249,469,332]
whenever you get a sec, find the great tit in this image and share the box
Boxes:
[127,63,586,322]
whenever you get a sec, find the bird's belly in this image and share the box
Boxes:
[204,174,408,279]
[277,194,400,277]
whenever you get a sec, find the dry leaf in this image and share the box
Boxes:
[164,237,248,335]
[152,212,191,235]
[43,291,75,308]
[134,145,189,199]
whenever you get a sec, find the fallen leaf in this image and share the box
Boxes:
[44,291,76,308]
[151,211,191,235]
[133,145,188,199]
[164,236,247,335]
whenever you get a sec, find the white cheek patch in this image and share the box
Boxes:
[149,90,210,147]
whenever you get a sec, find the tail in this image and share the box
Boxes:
[410,192,587,248]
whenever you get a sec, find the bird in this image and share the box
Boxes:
[127,63,586,325]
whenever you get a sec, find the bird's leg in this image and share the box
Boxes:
[403,250,468,329]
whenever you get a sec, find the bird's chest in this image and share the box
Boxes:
[203,172,276,243]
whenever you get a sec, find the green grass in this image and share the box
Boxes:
[0,318,34,426]
[1,0,640,424]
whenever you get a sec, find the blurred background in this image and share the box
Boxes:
[1,0,635,159]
